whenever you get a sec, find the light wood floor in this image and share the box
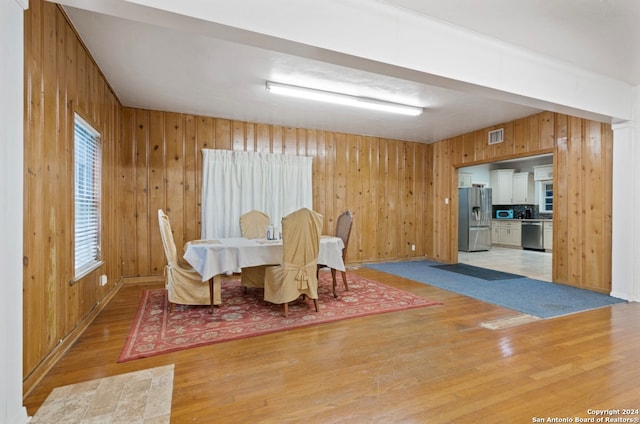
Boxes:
[24,268,639,423]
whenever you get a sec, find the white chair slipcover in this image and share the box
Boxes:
[158,209,210,310]
[264,208,323,317]
[240,210,272,289]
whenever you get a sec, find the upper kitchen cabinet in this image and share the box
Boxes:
[490,169,515,204]
[458,172,473,188]
[512,172,534,204]
[533,164,553,181]
[490,169,535,205]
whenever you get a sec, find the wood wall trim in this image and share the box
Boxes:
[22,281,123,398]
[121,276,166,285]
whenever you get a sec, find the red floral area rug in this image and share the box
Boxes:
[118,273,441,362]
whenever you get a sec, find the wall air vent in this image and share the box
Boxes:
[488,128,504,145]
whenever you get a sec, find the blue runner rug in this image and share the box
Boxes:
[365,260,626,319]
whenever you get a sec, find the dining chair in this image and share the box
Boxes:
[264,208,323,317]
[240,210,271,290]
[317,210,353,298]
[239,210,270,239]
[158,209,210,312]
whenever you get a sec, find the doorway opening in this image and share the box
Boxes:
[457,154,553,281]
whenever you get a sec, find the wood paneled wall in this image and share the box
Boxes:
[119,110,433,278]
[23,1,123,393]
[553,116,612,291]
[433,111,613,292]
[120,108,612,294]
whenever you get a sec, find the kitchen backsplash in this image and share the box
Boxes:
[492,204,552,219]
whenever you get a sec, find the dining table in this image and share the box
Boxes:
[183,236,346,312]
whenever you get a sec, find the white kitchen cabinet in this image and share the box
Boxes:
[497,224,510,245]
[512,172,534,204]
[534,164,553,181]
[490,169,515,205]
[491,221,498,243]
[508,221,521,246]
[458,172,472,188]
[543,221,553,250]
[494,220,521,247]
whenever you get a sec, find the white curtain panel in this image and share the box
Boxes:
[201,150,313,239]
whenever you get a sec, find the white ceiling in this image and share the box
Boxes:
[379,0,640,85]
[59,0,640,143]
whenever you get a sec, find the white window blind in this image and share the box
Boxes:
[74,114,102,278]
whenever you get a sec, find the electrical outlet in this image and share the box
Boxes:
[99,274,108,286]
[411,244,416,251]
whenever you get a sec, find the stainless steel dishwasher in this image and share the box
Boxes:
[521,220,544,250]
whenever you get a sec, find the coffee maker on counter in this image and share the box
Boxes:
[516,207,533,219]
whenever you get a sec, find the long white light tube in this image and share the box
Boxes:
[265,81,423,116]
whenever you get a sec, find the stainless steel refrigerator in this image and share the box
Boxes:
[458,187,492,252]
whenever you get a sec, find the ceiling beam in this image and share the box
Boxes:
[56,0,634,122]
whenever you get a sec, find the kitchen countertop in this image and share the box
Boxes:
[493,218,553,222]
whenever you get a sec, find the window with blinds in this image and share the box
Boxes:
[74,114,102,279]
[540,181,553,213]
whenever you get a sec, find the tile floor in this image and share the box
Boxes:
[458,246,552,282]
[30,365,174,423]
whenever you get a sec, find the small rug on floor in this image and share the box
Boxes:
[365,260,626,319]
[431,263,523,280]
[30,364,174,423]
[119,273,441,362]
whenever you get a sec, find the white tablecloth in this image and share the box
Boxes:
[184,236,345,282]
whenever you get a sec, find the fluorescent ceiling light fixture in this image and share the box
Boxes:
[265,81,423,116]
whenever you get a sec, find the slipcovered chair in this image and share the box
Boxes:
[318,210,353,298]
[240,210,271,290]
[239,210,270,239]
[264,208,323,317]
[158,209,210,312]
